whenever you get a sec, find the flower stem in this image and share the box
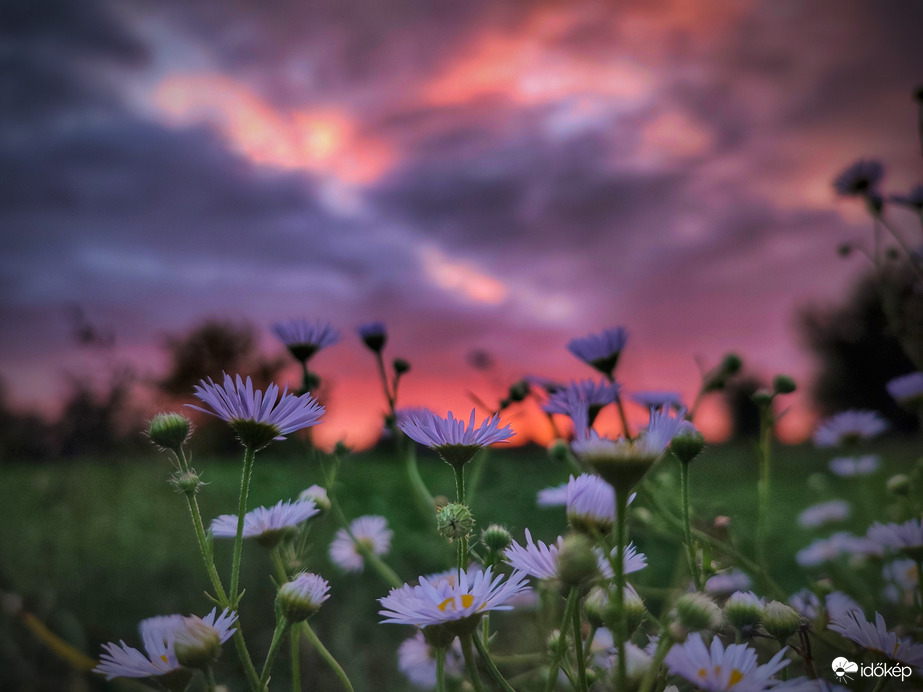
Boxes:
[259,617,291,688]
[231,625,263,692]
[436,647,447,692]
[679,461,701,590]
[571,599,588,692]
[614,489,629,692]
[472,633,518,692]
[756,405,773,571]
[291,627,301,692]
[204,665,218,692]
[615,396,633,440]
[878,215,923,280]
[461,634,486,692]
[184,492,229,604]
[329,490,403,588]
[454,464,466,504]
[300,622,355,692]
[374,351,396,413]
[637,630,673,692]
[544,588,579,692]
[230,446,256,604]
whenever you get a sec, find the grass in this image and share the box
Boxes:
[0,437,918,691]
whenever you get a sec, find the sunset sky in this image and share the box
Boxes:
[2,0,922,448]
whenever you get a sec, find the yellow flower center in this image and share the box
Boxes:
[729,669,744,686]
[438,594,475,612]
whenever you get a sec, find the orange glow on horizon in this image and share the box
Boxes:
[154,75,394,185]
[419,247,509,305]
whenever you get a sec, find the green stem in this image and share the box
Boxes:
[879,215,923,280]
[461,634,486,692]
[465,450,488,506]
[454,464,466,504]
[637,631,672,692]
[756,406,773,571]
[615,396,633,440]
[291,627,301,692]
[231,625,263,692]
[329,491,403,588]
[436,647,447,692]
[399,435,437,520]
[300,622,355,692]
[544,589,579,692]
[472,633,518,692]
[184,492,228,604]
[259,617,291,688]
[204,665,218,692]
[374,351,396,413]
[679,461,701,590]
[614,489,629,692]
[571,599,588,692]
[230,446,257,604]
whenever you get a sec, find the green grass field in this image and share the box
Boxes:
[0,439,919,691]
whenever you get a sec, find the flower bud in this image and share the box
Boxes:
[277,573,330,622]
[724,591,764,631]
[548,440,570,464]
[675,593,722,632]
[751,390,773,407]
[148,412,193,452]
[671,430,706,465]
[623,587,647,634]
[507,380,530,403]
[555,534,599,587]
[436,503,475,542]
[772,375,797,395]
[887,474,911,497]
[836,242,853,257]
[393,358,411,375]
[481,524,512,553]
[171,470,203,495]
[762,601,801,641]
[721,353,743,375]
[298,484,331,512]
[173,617,222,669]
[358,323,387,353]
[584,587,607,628]
[546,629,563,654]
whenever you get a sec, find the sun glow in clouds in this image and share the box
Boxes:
[419,246,509,305]
[154,74,394,185]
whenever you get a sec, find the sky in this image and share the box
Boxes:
[2,0,922,449]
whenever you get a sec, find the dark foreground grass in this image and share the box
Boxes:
[0,439,918,691]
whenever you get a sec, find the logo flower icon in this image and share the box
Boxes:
[832,657,858,682]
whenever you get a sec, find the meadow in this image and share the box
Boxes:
[1,436,918,691]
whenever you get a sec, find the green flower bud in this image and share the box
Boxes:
[671,430,706,465]
[772,375,797,395]
[721,353,743,375]
[171,470,203,495]
[887,474,911,497]
[584,587,607,628]
[548,440,571,464]
[481,524,512,553]
[751,390,773,407]
[148,412,193,452]
[675,593,722,632]
[508,379,530,403]
[556,534,599,587]
[762,601,801,641]
[724,592,763,631]
[276,573,330,623]
[393,358,411,375]
[623,587,647,634]
[436,503,475,542]
[546,629,563,654]
[173,617,222,669]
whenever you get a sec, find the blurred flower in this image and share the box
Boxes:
[357,322,388,353]
[868,518,923,559]
[189,374,324,450]
[882,559,919,603]
[828,611,923,667]
[789,589,820,619]
[797,500,851,529]
[399,409,514,468]
[211,499,319,547]
[277,573,330,622]
[95,608,236,680]
[566,473,615,533]
[330,515,393,572]
[825,591,864,622]
[379,566,530,630]
[886,372,923,408]
[631,390,684,411]
[397,632,463,688]
[298,484,330,512]
[271,319,340,362]
[890,184,923,211]
[828,455,880,477]
[544,379,620,428]
[704,570,752,596]
[503,529,645,582]
[664,632,789,691]
[813,410,888,447]
[832,160,884,197]
[567,326,629,376]
[536,482,568,507]
[723,591,764,630]
[796,532,882,567]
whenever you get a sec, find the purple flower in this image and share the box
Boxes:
[631,390,685,411]
[890,184,923,211]
[544,379,621,429]
[665,632,789,691]
[813,410,888,448]
[330,515,393,573]
[704,570,752,596]
[398,632,464,687]
[566,473,616,533]
[189,373,324,450]
[886,372,923,407]
[828,610,923,667]
[868,518,923,557]
[379,566,530,631]
[832,160,884,197]
[828,455,880,477]
[567,327,629,376]
[504,528,645,582]
[399,409,514,468]
[797,500,851,529]
[94,608,236,680]
[796,532,882,567]
[272,319,340,362]
[536,482,568,507]
[211,499,319,547]
[357,322,388,352]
